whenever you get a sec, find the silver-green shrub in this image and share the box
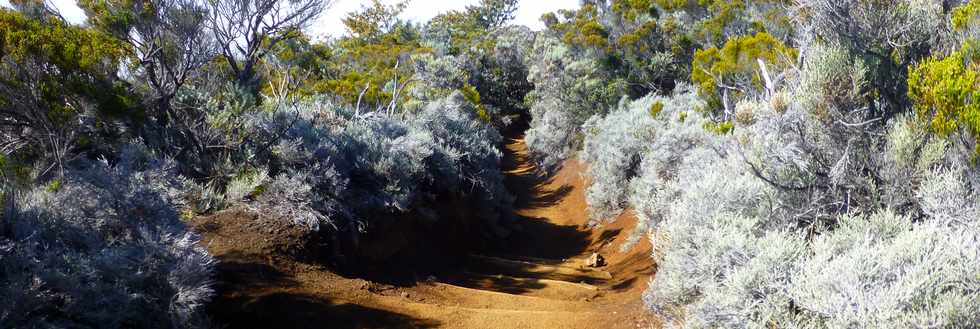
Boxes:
[602,35,980,327]
[582,86,707,225]
[790,210,980,327]
[0,145,215,328]
[524,35,626,171]
[222,92,511,242]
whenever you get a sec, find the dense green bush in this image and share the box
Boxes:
[908,43,980,153]
[0,9,133,177]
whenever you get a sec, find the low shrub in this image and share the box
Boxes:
[0,145,215,328]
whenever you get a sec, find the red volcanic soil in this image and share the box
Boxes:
[191,133,659,329]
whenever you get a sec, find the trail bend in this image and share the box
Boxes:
[194,133,659,329]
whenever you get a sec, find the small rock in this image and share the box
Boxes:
[401,292,410,299]
[585,252,606,268]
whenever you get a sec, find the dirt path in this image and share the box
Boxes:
[193,134,658,329]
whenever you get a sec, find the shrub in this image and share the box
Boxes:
[0,145,215,328]
[796,0,943,116]
[225,168,270,202]
[218,92,511,248]
[953,0,980,31]
[470,26,536,122]
[798,45,869,122]
[635,87,980,327]
[790,210,980,327]
[908,43,980,153]
[646,216,805,328]
[252,172,330,230]
[732,44,902,225]
[613,20,980,324]
[525,103,582,171]
[524,35,626,171]
[639,149,796,327]
[0,9,132,175]
[691,32,797,113]
[408,53,472,108]
[582,85,705,225]
[581,96,659,223]
[915,166,979,226]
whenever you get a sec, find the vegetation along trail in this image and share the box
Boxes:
[9,0,980,327]
[193,126,658,329]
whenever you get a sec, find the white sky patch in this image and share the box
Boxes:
[0,0,580,37]
[50,0,87,23]
[0,0,88,24]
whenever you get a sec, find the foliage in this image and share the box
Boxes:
[797,45,869,122]
[908,43,980,153]
[207,0,329,90]
[691,32,796,114]
[424,0,518,52]
[461,83,491,122]
[261,33,335,98]
[467,27,536,123]
[628,77,980,328]
[79,0,215,102]
[524,0,799,169]
[790,209,980,327]
[7,1,980,327]
[542,0,683,95]
[565,3,980,324]
[581,87,703,224]
[796,0,943,117]
[421,10,533,123]
[0,9,133,176]
[651,0,794,45]
[524,34,626,170]
[952,0,980,31]
[0,145,215,328]
[581,97,656,223]
[324,0,425,110]
[194,91,513,248]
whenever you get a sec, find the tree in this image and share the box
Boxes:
[7,0,66,20]
[0,9,132,177]
[80,0,216,112]
[342,0,408,42]
[208,0,331,91]
[466,0,518,29]
[326,0,423,110]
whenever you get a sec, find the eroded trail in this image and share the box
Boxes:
[194,134,658,329]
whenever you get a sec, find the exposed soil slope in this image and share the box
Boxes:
[192,133,659,329]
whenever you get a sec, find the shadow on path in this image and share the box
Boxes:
[208,255,441,329]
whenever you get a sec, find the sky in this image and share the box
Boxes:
[2,0,579,38]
